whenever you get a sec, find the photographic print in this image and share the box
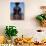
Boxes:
[10,2,24,20]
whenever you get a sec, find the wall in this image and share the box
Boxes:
[0,0,46,40]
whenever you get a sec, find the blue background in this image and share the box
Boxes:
[10,2,24,16]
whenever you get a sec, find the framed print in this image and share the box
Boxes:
[10,2,24,20]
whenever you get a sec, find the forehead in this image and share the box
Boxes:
[40,6,46,9]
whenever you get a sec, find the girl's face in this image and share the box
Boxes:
[40,6,46,14]
[42,8,46,14]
